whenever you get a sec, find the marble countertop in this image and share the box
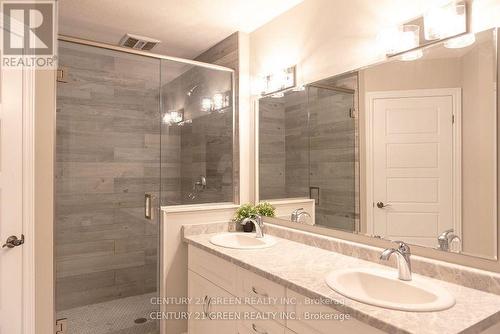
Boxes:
[183,230,500,334]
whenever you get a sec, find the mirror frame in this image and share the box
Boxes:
[253,28,500,271]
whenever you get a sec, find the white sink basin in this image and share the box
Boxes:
[210,232,277,249]
[325,268,455,312]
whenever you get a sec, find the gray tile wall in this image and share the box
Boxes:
[308,88,357,231]
[259,87,358,231]
[56,43,160,311]
[161,32,238,205]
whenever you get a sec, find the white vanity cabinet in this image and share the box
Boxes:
[187,245,385,334]
[188,270,237,334]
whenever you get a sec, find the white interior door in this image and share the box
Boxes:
[368,89,460,248]
[0,66,25,332]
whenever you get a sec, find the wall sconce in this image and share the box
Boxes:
[163,109,184,124]
[379,1,468,59]
[260,66,296,96]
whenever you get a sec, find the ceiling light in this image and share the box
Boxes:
[444,33,476,48]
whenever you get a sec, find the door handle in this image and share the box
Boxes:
[144,193,154,220]
[2,234,24,248]
[376,202,391,209]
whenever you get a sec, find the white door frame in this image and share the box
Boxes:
[365,88,462,241]
[1,41,37,334]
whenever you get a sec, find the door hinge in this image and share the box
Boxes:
[56,318,68,334]
[452,114,455,123]
[349,108,357,119]
[57,67,68,83]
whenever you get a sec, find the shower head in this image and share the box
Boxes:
[187,85,200,96]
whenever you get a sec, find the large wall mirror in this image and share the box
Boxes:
[257,28,499,260]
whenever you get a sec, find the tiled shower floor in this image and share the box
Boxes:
[57,293,159,334]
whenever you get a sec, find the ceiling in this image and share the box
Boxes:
[58,0,304,59]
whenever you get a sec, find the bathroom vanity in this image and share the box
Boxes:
[187,243,384,334]
[183,223,500,334]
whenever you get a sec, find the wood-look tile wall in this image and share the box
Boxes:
[55,34,238,311]
[259,87,358,231]
[160,32,238,206]
[56,43,161,311]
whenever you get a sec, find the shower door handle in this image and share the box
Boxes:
[145,193,153,220]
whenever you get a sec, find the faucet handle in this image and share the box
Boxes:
[393,241,411,254]
[253,214,263,225]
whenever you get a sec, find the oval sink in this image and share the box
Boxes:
[210,232,277,249]
[325,268,455,312]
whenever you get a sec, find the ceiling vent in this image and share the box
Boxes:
[119,33,160,51]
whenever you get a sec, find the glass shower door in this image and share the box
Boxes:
[307,85,357,232]
[55,41,161,334]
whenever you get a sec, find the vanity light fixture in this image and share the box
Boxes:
[293,85,306,92]
[271,92,285,98]
[213,93,224,110]
[380,1,468,59]
[201,92,231,112]
[162,109,184,124]
[424,2,466,41]
[401,49,423,61]
[201,97,213,112]
[260,65,296,96]
[444,33,476,48]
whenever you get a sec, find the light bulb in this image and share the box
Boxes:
[444,33,476,49]
[201,97,212,112]
[213,93,224,110]
[424,2,466,40]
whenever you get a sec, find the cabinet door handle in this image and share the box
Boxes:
[206,297,215,320]
[252,323,268,334]
[202,295,209,316]
[251,286,269,298]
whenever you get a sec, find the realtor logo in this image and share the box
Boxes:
[2,0,56,68]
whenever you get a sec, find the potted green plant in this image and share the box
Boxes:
[255,202,276,218]
[233,202,276,233]
[233,203,258,232]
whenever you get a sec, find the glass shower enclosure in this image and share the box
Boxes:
[55,38,234,334]
[259,81,358,232]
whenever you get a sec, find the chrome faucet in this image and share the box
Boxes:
[438,229,461,252]
[380,241,412,281]
[241,214,264,238]
[291,208,311,223]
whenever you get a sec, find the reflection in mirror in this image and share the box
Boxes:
[259,77,358,232]
[258,28,498,260]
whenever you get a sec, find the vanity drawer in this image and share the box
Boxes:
[237,304,286,334]
[285,290,385,334]
[237,267,287,325]
[188,245,238,295]
[188,270,237,334]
